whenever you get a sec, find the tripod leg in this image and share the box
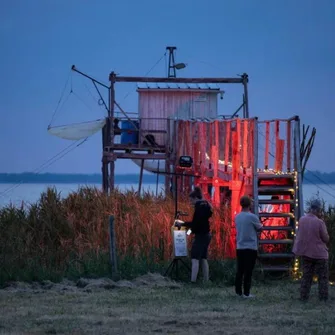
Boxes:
[164,260,175,276]
[176,260,179,280]
[180,258,191,271]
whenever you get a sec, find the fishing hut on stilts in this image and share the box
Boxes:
[50,46,316,276]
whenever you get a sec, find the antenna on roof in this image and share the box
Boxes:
[166,46,186,78]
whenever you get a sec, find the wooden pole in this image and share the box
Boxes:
[275,120,280,171]
[252,118,259,214]
[277,139,285,172]
[294,117,304,217]
[243,120,248,169]
[109,216,118,278]
[102,123,108,192]
[213,120,220,205]
[265,122,270,169]
[286,121,291,172]
[165,119,171,197]
[109,72,116,192]
[138,159,144,195]
[224,121,231,171]
[156,160,160,196]
[242,74,249,118]
[236,119,241,178]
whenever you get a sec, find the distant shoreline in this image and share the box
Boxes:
[0,173,164,185]
[0,172,334,185]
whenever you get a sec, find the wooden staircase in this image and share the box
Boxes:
[255,172,298,274]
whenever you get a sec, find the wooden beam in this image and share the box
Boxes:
[104,144,166,152]
[111,75,245,84]
[104,153,167,160]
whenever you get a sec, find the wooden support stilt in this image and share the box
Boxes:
[109,161,115,193]
[165,119,171,197]
[109,73,116,192]
[138,159,144,195]
[102,123,109,193]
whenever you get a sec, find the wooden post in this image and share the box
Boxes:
[242,120,248,170]
[242,74,249,118]
[156,160,160,196]
[109,216,118,278]
[213,120,220,205]
[276,139,285,172]
[294,116,304,218]
[199,122,207,195]
[172,120,178,197]
[265,121,270,169]
[224,121,231,171]
[275,120,280,171]
[236,119,241,179]
[102,123,109,192]
[192,122,199,176]
[109,72,116,192]
[252,118,259,215]
[138,159,144,195]
[286,121,291,172]
[184,121,192,193]
[165,118,171,197]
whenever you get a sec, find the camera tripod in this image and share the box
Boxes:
[150,168,198,281]
[164,210,191,280]
[164,256,191,280]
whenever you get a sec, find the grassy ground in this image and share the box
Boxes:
[1,274,334,335]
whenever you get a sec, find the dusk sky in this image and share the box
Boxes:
[1,0,334,175]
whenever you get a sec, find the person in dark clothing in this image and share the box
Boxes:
[175,187,213,283]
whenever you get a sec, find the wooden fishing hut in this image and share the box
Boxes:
[73,46,305,273]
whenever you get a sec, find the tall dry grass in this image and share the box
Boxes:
[0,187,232,284]
[2,186,334,285]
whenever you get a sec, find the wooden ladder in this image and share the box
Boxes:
[255,172,298,274]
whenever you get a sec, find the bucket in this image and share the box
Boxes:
[120,120,139,144]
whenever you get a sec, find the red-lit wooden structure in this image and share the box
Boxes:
[171,117,303,267]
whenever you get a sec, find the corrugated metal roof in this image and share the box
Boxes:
[137,82,220,90]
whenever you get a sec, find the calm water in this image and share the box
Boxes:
[0,182,335,208]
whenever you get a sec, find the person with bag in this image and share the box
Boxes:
[175,186,213,283]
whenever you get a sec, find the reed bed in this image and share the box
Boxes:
[0,187,232,285]
[1,187,334,285]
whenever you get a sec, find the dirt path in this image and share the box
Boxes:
[1,274,334,334]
